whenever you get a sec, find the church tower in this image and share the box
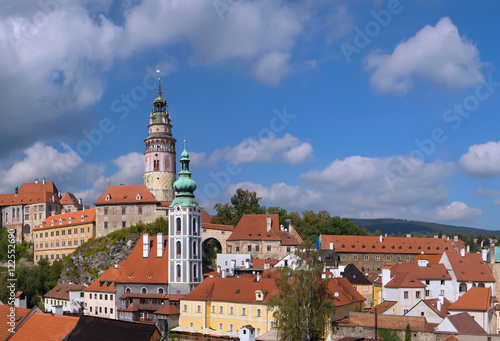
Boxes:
[144,78,176,202]
[168,141,202,295]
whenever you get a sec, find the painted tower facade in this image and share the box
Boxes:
[144,79,176,202]
[168,142,202,295]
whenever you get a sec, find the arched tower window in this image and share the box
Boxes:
[193,241,197,258]
[176,217,181,233]
[176,264,181,280]
[192,217,197,235]
[176,241,182,256]
[193,264,198,281]
[153,160,160,171]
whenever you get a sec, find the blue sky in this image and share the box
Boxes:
[1,0,500,229]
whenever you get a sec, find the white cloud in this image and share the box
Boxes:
[299,154,456,218]
[252,52,291,85]
[192,133,314,167]
[0,142,83,193]
[432,201,483,223]
[364,17,484,93]
[458,141,500,177]
[226,181,322,212]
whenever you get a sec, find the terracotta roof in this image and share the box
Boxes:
[202,210,213,223]
[93,185,158,205]
[66,315,159,341]
[120,304,139,312]
[9,312,79,341]
[366,271,382,284]
[338,312,427,332]
[154,305,180,315]
[371,301,397,314]
[0,305,32,340]
[445,312,487,334]
[390,263,451,280]
[442,336,460,341]
[34,208,96,230]
[228,214,301,246]
[14,291,23,298]
[443,251,495,282]
[252,258,279,269]
[0,191,61,206]
[203,223,235,231]
[385,272,426,288]
[413,254,443,264]
[320,235,465,255]
[60,192,80,205]
[328,277,365,307]
[44,283,87,300]
[87,235,169,290]
[18,180,59,194]
[119,293,166,299]
[182,276,278,304]
[421,298,452,318]
[448,287,492,311]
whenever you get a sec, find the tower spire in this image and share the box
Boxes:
[170,137,198,207]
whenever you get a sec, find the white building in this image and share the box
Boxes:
[44,283,87,314]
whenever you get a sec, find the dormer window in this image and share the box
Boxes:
[136,193,142,201]
[81,215,85,221]
[255,290,265,302]
[106,194,111,201]
[59,218,63,225]
[51,220,55,226]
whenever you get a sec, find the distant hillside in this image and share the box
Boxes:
[349,218,500,238]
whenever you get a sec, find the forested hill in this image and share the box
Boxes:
[350,218,500,238]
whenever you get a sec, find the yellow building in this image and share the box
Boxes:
[179,276,276,337]
[33,208,96,263]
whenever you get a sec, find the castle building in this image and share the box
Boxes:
[144,78,177,202]
[168,141,203,295]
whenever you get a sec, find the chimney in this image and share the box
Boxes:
[222,269,226,278]
[442,234,446,239]
[466,244,470,253]
[482,249,488,262]
[256,273,261,282]
[379,235,383,243]
[454,235,458,242]
[35,178,39,184]
[14,186,18,197]
[157,233,164,258]
[143,233,150,258]
[330,242,334,250]
[437,299,442,312]
[406,234,411,238]
[460,248,465,257]
[230,260,236,275]
[114,264,119,269]
[42,178,46,185]
[245,259,250,269]
[267,217,272,232]
[217,266,221,273]
[79,198,83,205]
[434,235,438,238]
[264,262,270,270]
[385,233,387,237]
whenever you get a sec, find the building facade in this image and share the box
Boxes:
[44,283,87,314]
[33,208,96,263]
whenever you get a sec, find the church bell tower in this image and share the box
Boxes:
[144,78,176,202]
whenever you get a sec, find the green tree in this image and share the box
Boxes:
[267,206,288,226]
[378,329,402,341]
[268,247,335,340]
[211,203,235,225]
[231,188,265,223]
[405,323,411,341]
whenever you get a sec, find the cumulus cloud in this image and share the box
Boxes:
[192,133,314,167]
[0,142,83,193]
[432,201,483,223]
[364,17,484,93]
[458,141,500,177]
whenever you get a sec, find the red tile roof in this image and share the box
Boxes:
[329,277,365,307]
[14,291,23,298]
[119,293,166,299]
[339,312,427,331]
[18,180,59,194]
[228,214,301,246]
[34,208,96,230]
[0,305,32,340]
[93,185,158,205]
[385,272,426,288]
[448,287,492,312]
[44,283,87,300]
[320,235,465,255]
[421,298,451,318]
[0,191,61,206]
[9,312,79,341]
[390,263,451,280]
[371,301,397,314]
[203,223,235,231]
[202,210,213,223]
[154,305,180,315]
[413,254,443,264]
[252,258,279,269]
[443,251,495,282]
[61,192,80,205]
[366,271,382,284]
[87,235,169,291]
[445,312,487,334]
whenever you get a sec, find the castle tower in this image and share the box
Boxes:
[168,140,202,295]
[144,78,176,202]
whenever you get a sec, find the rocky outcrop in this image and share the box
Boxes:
[59,234,141,286]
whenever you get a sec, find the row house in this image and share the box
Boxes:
[226,214,302,260]
[43,283,87,314]
[33,208,96,263]
[318,234,465,271]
